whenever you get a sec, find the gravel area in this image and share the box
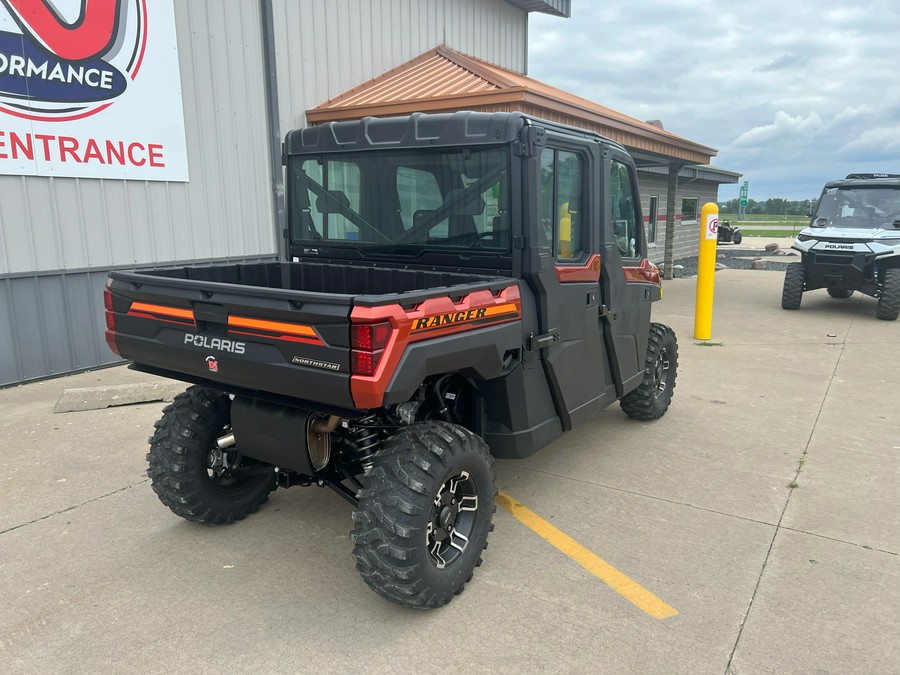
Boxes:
[672,245,798,277]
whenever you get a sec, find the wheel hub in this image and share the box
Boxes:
[425,471,478,569]
[654,347,670,398]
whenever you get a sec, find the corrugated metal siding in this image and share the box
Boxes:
[271,0,527,131]
[0,0,275,276]
[0,271,117,385]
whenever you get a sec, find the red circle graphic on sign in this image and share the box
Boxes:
[0,0,148,122]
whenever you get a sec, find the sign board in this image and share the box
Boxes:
[739,180,748,207]
[0,0,188,181]
[705,213,718,240]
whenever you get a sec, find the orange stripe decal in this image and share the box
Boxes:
[129,302,195,321]
[228,316,318,338]
[556,254,602,283]
[623,259,661,286]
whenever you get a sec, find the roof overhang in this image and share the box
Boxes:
[638,164,743,185]
[504,0,571,17]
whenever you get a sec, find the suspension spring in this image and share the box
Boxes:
[353,416,381,469]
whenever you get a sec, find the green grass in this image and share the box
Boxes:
[720,213,809,223]
[741,228,802,238]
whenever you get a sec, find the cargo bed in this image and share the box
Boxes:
[106,260,519,411]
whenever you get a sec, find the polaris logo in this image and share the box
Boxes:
[184,334,246,355]
[823,243,854,250]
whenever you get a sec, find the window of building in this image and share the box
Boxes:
[647,195,659,244]
[540,148,584,259]
[681,197,699,222]
[610,159,641,257]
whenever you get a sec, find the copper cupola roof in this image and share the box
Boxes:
[307,46,716,166]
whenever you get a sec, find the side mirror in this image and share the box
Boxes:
[892,220,900,229]
[805,199,814,218]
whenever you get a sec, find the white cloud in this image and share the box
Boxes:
[730,112,824,149]
[528,0,900,199]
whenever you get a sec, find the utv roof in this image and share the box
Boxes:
[285,111,628,156]
[824,174,900,189]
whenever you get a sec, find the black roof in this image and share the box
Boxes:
[284,111,627,156]
[824,174,900,189]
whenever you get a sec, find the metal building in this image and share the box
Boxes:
[0,0,566,386]
[0,0,734,388]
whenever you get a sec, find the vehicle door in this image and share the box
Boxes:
[598,149,654,394]
[526,138,616,430]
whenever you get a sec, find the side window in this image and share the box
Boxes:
[539,148,584,259]
[610,159,641,258]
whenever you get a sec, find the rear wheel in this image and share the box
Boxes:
[351,421,495,608]
[147,386,276,524]
[827,288,853,299]
[620,323,678,421]
[876,269,900,320]
[781,263,805,310]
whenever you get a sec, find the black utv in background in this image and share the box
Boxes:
[104,112,678,608]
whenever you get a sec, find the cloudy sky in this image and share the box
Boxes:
[528,0,900,202]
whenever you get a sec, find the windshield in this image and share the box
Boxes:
[288,147,510,251]
[813,187,900,229]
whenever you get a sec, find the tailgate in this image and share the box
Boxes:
[106,271,356,410]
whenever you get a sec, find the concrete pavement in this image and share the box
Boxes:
[1,267,898,674]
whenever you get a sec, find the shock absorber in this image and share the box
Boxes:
[352,415,381,470]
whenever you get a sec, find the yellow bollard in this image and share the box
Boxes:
[693,202,719,340]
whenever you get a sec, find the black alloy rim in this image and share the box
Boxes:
[425,471,479,569]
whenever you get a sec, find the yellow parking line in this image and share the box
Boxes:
[496,491,679,620]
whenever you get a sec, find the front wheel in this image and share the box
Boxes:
[147,386,276,524]
[351,421,496,608]
[876,269,900,320]
[781,263,805,310]
[620,323,678,421]
[732,230,742,244]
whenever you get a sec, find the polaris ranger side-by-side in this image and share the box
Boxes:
[782,173,900,320]
[104,112,678,608]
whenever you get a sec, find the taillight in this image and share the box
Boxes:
[350,321,392,376]
[103,287,116,331]
[103,285,121,356]
[351,350,383,377]
[351,322,391,351]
